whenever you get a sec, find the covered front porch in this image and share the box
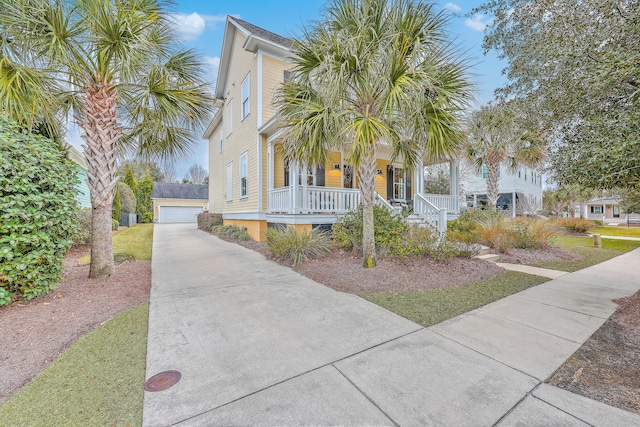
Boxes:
[265,136,461,231]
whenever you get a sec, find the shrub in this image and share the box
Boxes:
[112,184,121,221]
[197,212,223,230]
[265,225,331,266]
[447,209,501,245]
[508,217,558,249]
[112,218,120,231]
[117,181,136,214]
[557,218,597,233]
[72,208,92,245]
[212,224,252,241]
[332,205,408,252]
[0,116,78,304]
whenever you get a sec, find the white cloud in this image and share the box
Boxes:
[464,13,492,32]
[443,3,462,13]
[171,13,226,41]
[203,56,220,82]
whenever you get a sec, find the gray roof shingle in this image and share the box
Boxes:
[233,17,293,48]
[151,183,208,200]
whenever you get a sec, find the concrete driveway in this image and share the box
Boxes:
[143,224,640,426]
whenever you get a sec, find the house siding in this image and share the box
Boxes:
[75,165,91,208]
[208,122,224,213]
[262,55,289,124]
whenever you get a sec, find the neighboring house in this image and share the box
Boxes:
[205,17,460,241]
[461,163,543,216]
[151,183,209,223]
[66,144,91,208]
[582,197,628,223]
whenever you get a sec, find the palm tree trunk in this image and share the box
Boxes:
[81,81,119,278]
[358,151,377,268]
[486,161,500,209]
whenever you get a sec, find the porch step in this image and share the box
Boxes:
[474,253,500,263]
[477,245,491,256]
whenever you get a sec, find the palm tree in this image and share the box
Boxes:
[0,0,212,277]
[464,102,545,210]
[277,0,472,267]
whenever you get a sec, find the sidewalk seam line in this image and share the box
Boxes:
[332,364,400,427]
[166,327,423,425]
[511,295,610,320]
[475,308,595,345]
[529,394,596,427]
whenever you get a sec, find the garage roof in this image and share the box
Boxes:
[151,183,208,200]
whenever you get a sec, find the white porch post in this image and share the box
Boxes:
[301,166,308,214]
[512,191,517,218]
[473,193,477,209]
[267,142,274,213]
[415,159,424,196]
[450,160,460,213]
[340,151,344,189]
[290,164,299,214]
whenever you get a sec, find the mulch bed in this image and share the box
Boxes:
[207,232,505,294]
[0,245,150,404]
[497,246,582,265]
[547,290,640,415]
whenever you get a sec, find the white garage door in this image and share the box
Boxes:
[158,206,204,223]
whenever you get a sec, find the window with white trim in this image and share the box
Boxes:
[590,205,603,214]
[225,99,233,136]
[219,129,223,153]
[226,162,233,201]
[241,73,250,120]
[240,152,248,198]
[482,165,500,179]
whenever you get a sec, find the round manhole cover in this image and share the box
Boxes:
[144,370,181,392]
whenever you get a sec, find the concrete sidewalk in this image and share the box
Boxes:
[143,224,640,426]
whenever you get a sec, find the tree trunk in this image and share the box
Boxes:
[358,151,377,268]
[90,203,114,277]
[81,80,119,278]
[485,160,500,209]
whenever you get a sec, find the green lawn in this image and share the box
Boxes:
[0,303,149,427]
[534,235,640,272]
[592,225,640,238]
[113,223,154,260]
[362,271,549,328]
[78,223,154,263]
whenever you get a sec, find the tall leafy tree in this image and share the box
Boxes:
[277,0,472,267]
[0,0,212,277]
[476,0,639,190]
[136,171,154,223]
[464,102,545,209]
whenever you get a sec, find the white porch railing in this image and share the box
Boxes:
[422,193,457,214]
[268,186,361,214]
[375,192,402,216]
[414,193,448,234]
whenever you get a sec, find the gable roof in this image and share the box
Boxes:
[151,183,208,200]
[232,18,292,48]
[215,16,291,101]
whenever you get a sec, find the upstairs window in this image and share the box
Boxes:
[241,74,250,120]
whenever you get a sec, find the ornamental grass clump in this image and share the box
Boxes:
[211,225,252,241]
[265,225,331,267]
[508,217,558,249]
[557,217,597,233]
[0,116,78,305]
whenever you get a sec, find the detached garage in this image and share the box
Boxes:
[152,183,209,224]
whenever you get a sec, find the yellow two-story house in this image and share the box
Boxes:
[205,17,461,241]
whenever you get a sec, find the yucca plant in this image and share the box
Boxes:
[265,225,331,266]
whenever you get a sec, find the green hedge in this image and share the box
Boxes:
[0,116,78,304]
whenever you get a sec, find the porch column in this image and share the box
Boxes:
[301,166,308,214]
[473,193,477,209]
[340,151,344,189]
[512,191,517,218]
[450,160,460,213]
[267,142,274,213]
[415,159,424,196]
[290,164,299,214]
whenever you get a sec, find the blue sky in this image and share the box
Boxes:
[69,1,505,181]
